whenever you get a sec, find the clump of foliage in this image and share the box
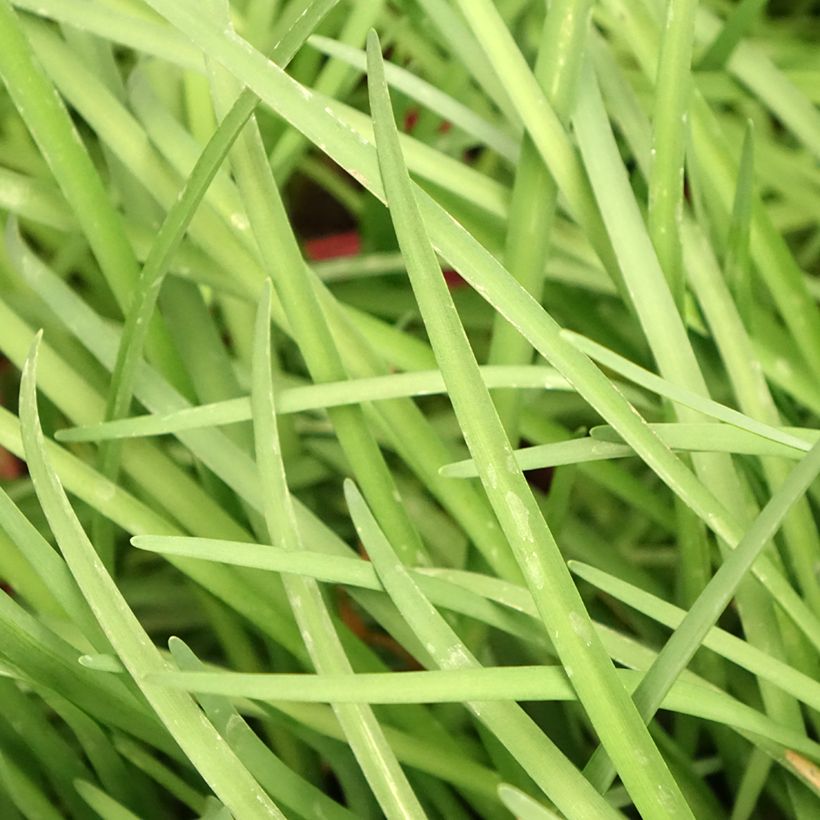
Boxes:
[0,0,818,818]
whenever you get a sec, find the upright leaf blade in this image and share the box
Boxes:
[366,30,692,819]
[19,333,285,820]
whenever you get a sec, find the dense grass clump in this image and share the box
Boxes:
[0,0,818,817]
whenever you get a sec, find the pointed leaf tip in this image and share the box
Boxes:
[365,28,380,58]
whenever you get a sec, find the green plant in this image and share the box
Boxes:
[0,0,818,817]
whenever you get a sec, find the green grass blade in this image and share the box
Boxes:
[18,334,285,820]
[723,121,755,326]
[697,0,767,70]
[0,485,109,650]
[0,750,63,820]
[267,0,387,183]
[249,279,426,819]
[0,678,97,820]
[569,560,820,714]
[151,665,591,707]
[145,663,820,761]
[448,0,621,285]
[591,423,815,456]
[441,438,633,475]
[75,781,142,820]
[306,35,517,161]
[366,31,690,817]
[168,638,358,820]
[92,0,340,565]
[344,479,622,819]
[0,0,139,311]
[39,691,154,816]
[206,3,428,568]
[498,785,561,820]
[0,166,74,229]
[583,438,820,790]
[573,59,706,401]
[688,87,820,380]
[408,0,517,124]
[648,0,697,308]
[704,10,820,162]
[57,365,575,442]
[730,750,772,820]
[112,736,207,815]
[561,331,812,453]
[487,0,592,440]
[441,423,815,476]
[130,534,549,643]
[92,78,258,564]
[11,0,202,70]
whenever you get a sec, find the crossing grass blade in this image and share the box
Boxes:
[441,423,815,476]
[11,0,202,69]
[204,1,429,569]
[145,661,820,760]
[582,438,820,790]
[56,365,575,442]
[560,330,811,452]
[129,533,557,643]
[166,637,358,820]
[697,0,767,70]
[130,533,820,719]
[306,35,518,161]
